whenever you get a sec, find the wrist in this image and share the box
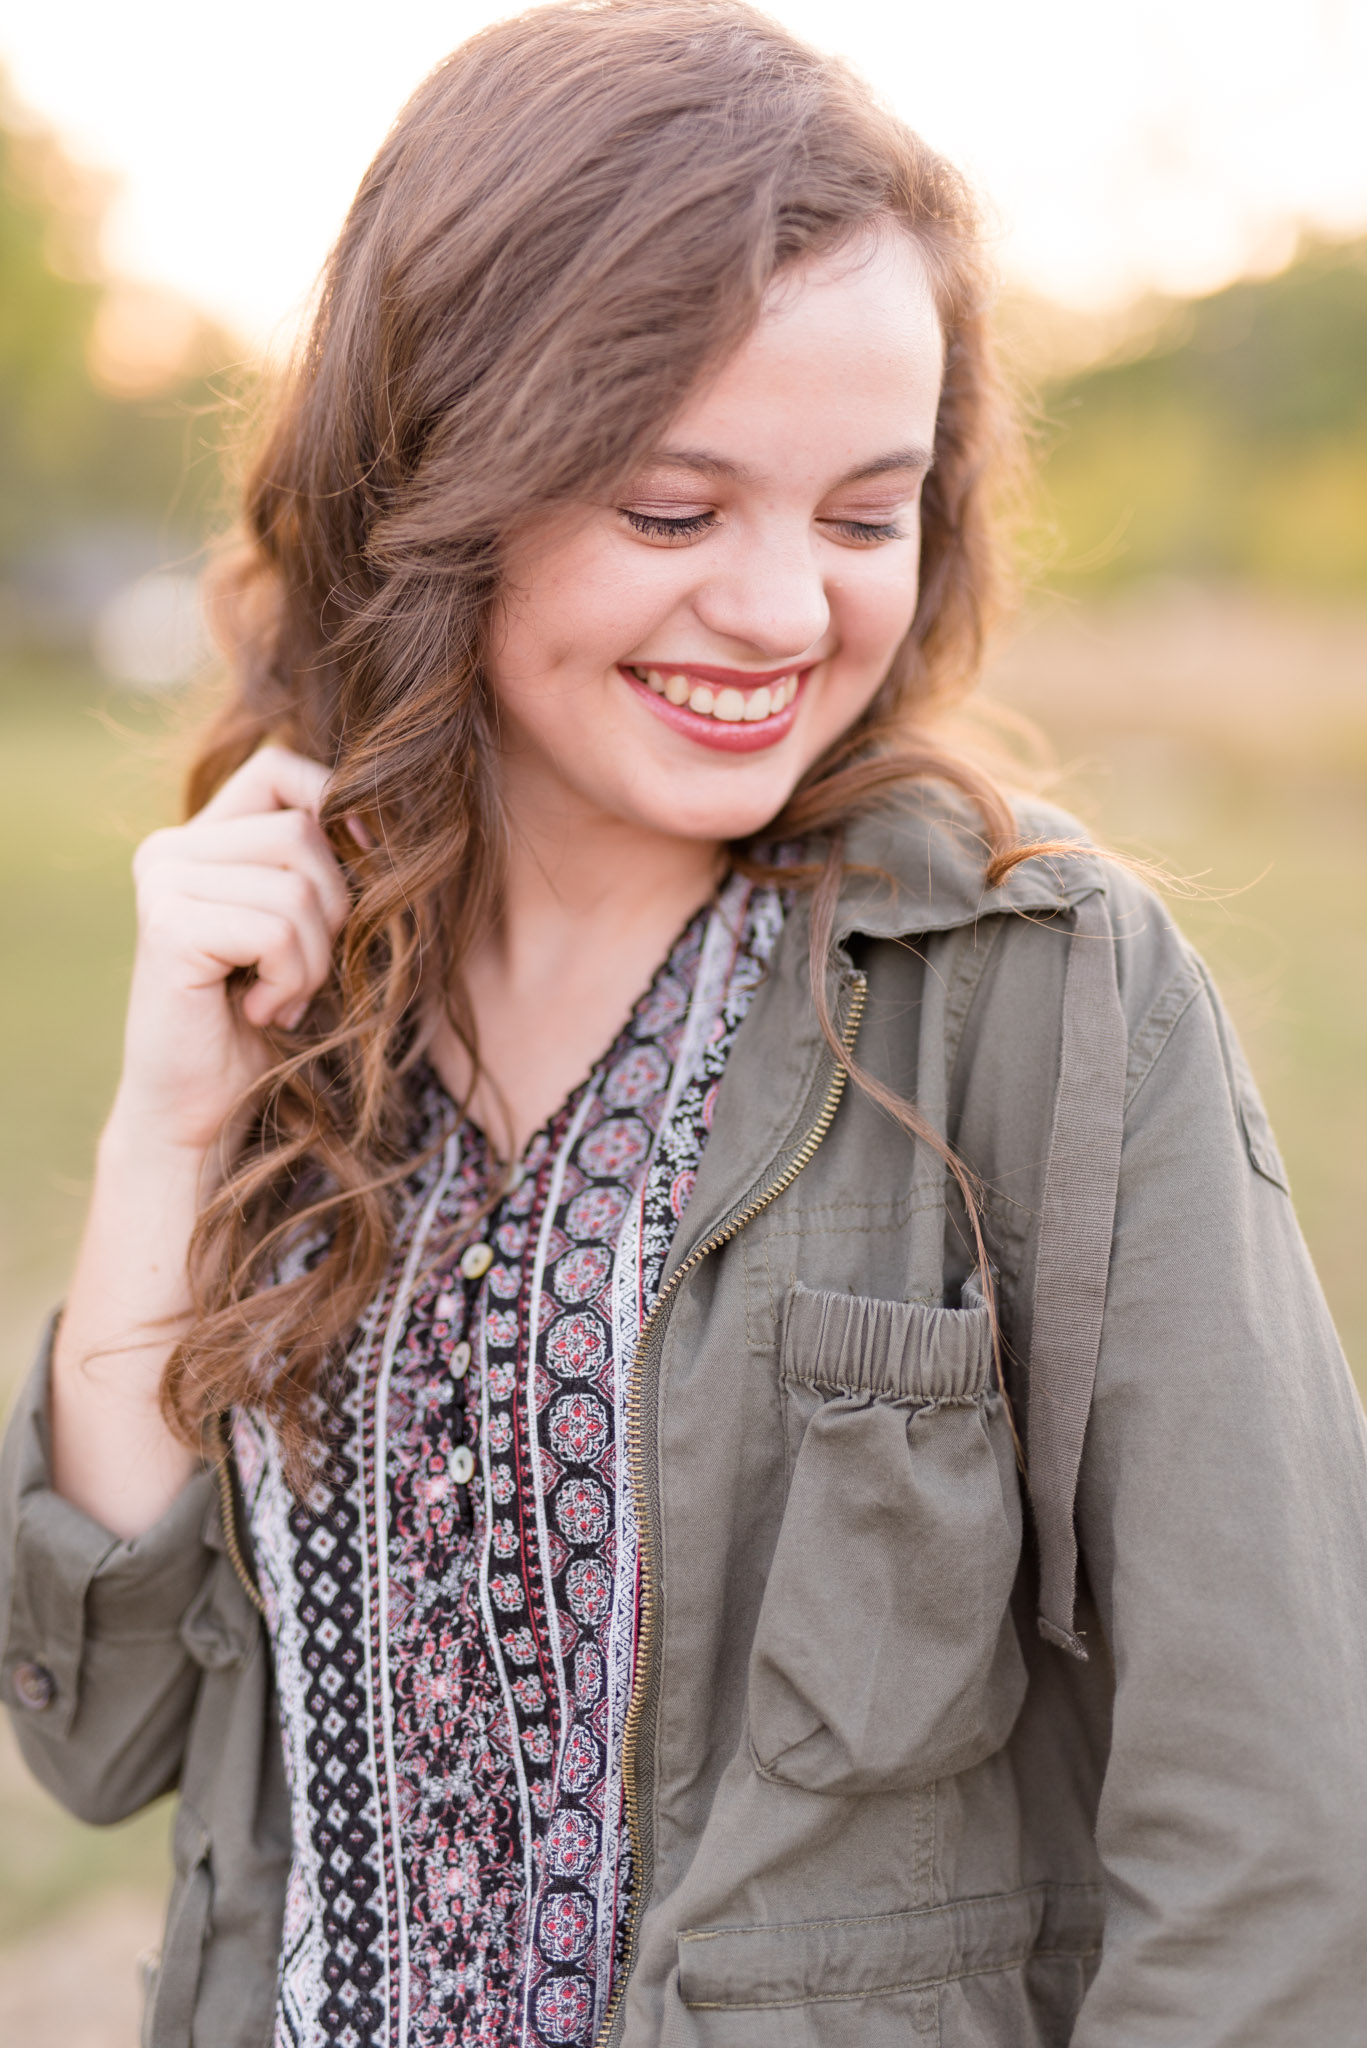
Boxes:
[99,1095,216,1183]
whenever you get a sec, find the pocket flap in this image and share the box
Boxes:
[781,1280,992,1402]
[677,1883,1103,2009]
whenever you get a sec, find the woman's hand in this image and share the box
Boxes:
[50,745,350,1539]
[114,745,351,1157]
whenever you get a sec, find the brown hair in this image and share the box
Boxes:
[169,0,1033,1481]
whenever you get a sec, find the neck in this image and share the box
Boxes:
[487,741,725,977]
[497,809,724,976]
[430,759,726,1155]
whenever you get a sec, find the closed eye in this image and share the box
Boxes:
[823,517,905,544]
[620,509,717,541]
[619,509,909,544]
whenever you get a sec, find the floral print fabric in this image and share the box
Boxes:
[233,876,783,2048]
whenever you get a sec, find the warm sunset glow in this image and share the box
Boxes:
[4,0,1366,347]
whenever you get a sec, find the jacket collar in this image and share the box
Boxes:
[833,784,1106,944]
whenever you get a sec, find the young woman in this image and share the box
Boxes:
[4,4,1365,2044]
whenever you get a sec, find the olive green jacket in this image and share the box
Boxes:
[5,789,1367,2047]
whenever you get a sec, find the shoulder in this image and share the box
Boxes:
[839,780,1096,939]
[842,778,1198,1039]
[857,781,1239,1140]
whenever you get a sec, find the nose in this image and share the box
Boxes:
[691,519,831,663]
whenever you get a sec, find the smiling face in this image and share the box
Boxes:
[488,226,945,848]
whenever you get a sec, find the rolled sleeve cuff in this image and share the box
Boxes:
[1,1316,214,1737]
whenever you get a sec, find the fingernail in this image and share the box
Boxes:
[345,812,375,850]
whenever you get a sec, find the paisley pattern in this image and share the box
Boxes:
[234,875,783,2048]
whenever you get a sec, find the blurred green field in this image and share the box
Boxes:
[0,662,177,1988]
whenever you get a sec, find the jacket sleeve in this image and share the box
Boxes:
[0,1321,216,1825]
[1071,913,1367,2044]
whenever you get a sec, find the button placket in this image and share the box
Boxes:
[450,1445,476,1486]
[443,1232,484,1509]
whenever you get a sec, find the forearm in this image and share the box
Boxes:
[50,1100,209,1538]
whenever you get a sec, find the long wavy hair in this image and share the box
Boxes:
[168,0,1039,1482]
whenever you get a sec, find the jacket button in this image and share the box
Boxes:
[460,1242,494,1280]
[451,1340,471,1379]
[11,1660,56,1711]
[450,1444,476,1486]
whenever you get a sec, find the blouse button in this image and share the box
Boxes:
[11,1661,55,1712]
[460,1242,494,1280]
[451,1340,471,1380]
[450,1445,476,1487]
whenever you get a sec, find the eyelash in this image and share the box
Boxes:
[620,511,905,544]
[832,518,904,544]
[622,510,717,539]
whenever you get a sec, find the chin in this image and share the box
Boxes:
[628,763,807,846]
[615,686,876,847]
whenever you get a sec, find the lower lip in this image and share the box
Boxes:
[619,667,807,753]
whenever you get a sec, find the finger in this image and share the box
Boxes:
[148,862,337,994]
[159,812,351,932]
[139,899,314,1023]
[196,744,332,827]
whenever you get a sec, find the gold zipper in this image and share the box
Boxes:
[209,1413,267,1616]
[593,969,868,2048]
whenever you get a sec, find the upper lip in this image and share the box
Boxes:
[622,659,814,688]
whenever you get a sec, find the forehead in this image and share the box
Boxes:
[659,229,945,477]
[761,228,944,353]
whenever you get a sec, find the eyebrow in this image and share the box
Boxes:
[651,445,935,486]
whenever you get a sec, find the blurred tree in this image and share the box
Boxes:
[1036,237,1367,593]
[0,78,240,640]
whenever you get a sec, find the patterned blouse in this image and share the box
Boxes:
[232,875,784,2048]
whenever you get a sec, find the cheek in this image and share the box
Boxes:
[832,544,922,666]
[497,542,691,689]
[494,546,599,680]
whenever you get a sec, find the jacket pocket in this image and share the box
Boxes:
[672,1883,1103,2045]
[748,1279,1026,1796]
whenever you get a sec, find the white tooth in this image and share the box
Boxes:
[783,674,798,705]
[743,687,772,721]
[645,668,666,694]
[664,673,690,705]
[688,684,715,714]
[714,688,745,722]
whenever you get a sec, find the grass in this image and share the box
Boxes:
[0,662,178,1389]
[1,596,1364,1941]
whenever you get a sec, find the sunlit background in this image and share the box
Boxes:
[2,0,1365,2037]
